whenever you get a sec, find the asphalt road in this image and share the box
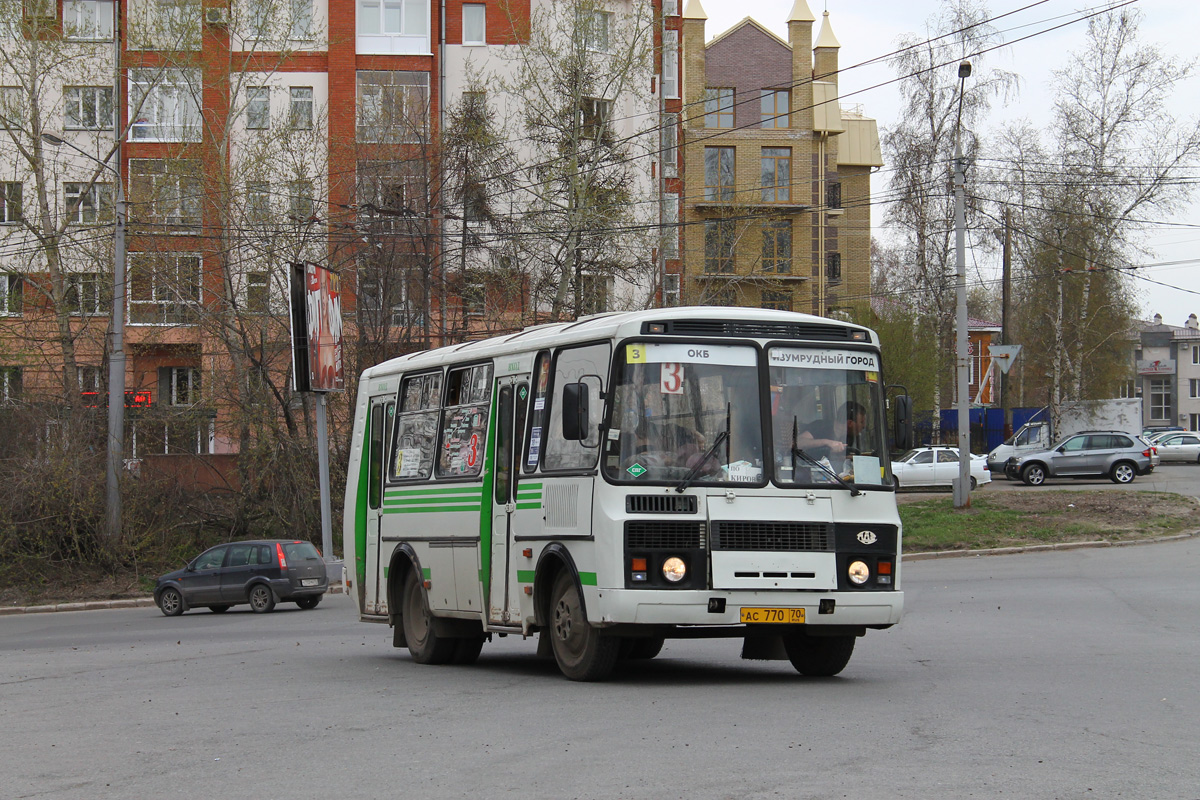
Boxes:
[3,536,1199,799]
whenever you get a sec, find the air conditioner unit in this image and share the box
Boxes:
[204,7,229,26]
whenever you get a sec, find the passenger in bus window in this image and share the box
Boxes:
[797,400,866,459]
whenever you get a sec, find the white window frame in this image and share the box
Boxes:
[65,183,113,224]
[64,86,115,130]
[288,180,315,220]
[584,10,612,53]
[462,3,485,45]
[246,86,270,129]
[289,86,314,129]
[245,180,271,222]
[357,70,429,143]
[660,112,678,177]
[63,0,114,40]
[289,0,314,39]
[662,30,678,99]
[130,159,202,227]
[1193,344,1199,365]
[129,69,202,142]
[246,271,269,313]
[663,0,679,16]
[357,0,429,55]
[168,366,200,406]
[128,253,202,325]
[0,366,20,403]
[1190,378,1199,399]
[662,192,678,259]
[66,272,107,315]
[0,182,21,223]
[663,273,680,306]
[1,87,21,130]
[1149,377,1171,421]
[0,274,22,316]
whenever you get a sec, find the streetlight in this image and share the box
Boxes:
[953,60,972,509]
[42,132,127,539]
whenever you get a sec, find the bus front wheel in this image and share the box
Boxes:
[783,633,855,677]
[549,572,619,681]
[402,572,455,665]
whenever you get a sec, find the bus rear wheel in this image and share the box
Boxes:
[549,572,619,681]
[402,572,455,665]
[783,633,855,677]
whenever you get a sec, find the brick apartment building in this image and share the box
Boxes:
[673,0,882,316]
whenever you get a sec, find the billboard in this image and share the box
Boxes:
[289,262,345,392]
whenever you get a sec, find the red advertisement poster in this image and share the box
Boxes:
[304,263,344,392]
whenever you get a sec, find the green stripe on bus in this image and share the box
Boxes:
[422,567,431,580]
[579,572,597,586]
[515,502,541,510]
[382,505,481,515]
[385,486,484,497]
[520,482,543,490]
[354,410,371,591]
[384,496,482,506]
[517,570,536,583]
[478,388,499,604]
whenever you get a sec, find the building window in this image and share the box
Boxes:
[133,0,201,50]
[1190,378,1199,399]
[1149,377,1170,421]
[663,273,680,306]
[0,367,21,403]
[161,366,200,406]
[288,86,313,129]
[357,0,429,54]
[78,365,103,392]
[583,10,611,52]
[1193,344,1199,365]
[23,0,55,21]
[288,180,315,220]
[662,30,678,99]
[290,0,313,39]
[1,87,21,129]
[356,70,429,143]
[704,87,734,128]
[704,220,735,274]
[826,252,842,282]
[359,270,422,328]
[129,253,201,324]
[129,159,201,227]
[242,272,267,313]
[761,219,791,273]
[661,192,679,259]
[660,112,678,177]
[761,290,791,311]
[462,3,485,43]
[64,0,114,39]
[1118,379,1136,399]
[760,89,788,128]
[663,0,678,15]
[826,181,842,210]
[66,272,108,315]
[704,146,734,201]
[64,86,114,129]
[1,182,22,223]
[0,274,22,316]
[1191,413,1200,432]
[357,160,423,228]
[246,86,270,129]
[246,180,271,222]
[578,97,612,141]
[761,147,790,203]
[130,69,202,141]
[578,274,608,316]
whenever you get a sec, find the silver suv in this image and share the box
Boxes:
[1005,431,1157,486]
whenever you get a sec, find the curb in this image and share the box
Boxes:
[0,583,347,617]
[905,530,1199,561]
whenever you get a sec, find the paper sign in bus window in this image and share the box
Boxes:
[660,362,684,394]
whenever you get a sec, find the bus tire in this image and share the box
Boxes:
[402,572,455,665]
[450,635,486,665]
[783,633,855,677]
[548,571,619,681]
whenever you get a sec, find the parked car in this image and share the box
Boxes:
[1152,431,1200,463]
[1142,425,1184,439]
[891,446,991,490]
[155,540,328,616]
[1005,431,1157,485]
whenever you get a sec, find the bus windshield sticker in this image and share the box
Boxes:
[626,463,647,477]
[851,455,883,486]
[769,348,879,371]
[397,448,422,477]
[660,363,684,394]
[527,428,542,465]
[628,343,755,367]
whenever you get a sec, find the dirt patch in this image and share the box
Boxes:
[0,563,153,609]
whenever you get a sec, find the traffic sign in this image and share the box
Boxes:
[988,345,1022,374]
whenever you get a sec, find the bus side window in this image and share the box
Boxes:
[436,363,493,478]
[368,403,385,509]
[543,343,610,471]
[523,351,551,473]
[390,371,442,481]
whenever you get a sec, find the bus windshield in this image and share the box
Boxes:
[768,346,889,488]
[604,343,764,484]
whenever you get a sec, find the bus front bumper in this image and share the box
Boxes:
[581,587,903,629]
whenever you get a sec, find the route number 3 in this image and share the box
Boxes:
[660,362,684,395]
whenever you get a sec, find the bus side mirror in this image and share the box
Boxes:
[893,395,914,451]
[562,382,590,441]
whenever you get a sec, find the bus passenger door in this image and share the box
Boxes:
[364,396,393,615]
[489,377,529,625]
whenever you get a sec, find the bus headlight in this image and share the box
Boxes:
[662,557,687,583]
[848,560,870,585]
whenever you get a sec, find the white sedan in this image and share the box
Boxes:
[1153,431,1200,463]
[891,446,992,490]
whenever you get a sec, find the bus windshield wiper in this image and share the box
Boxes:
[791,446,862,497]
[675,405,731,493]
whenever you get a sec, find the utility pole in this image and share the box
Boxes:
[1000,206,1011,437]
[953,61,972,509]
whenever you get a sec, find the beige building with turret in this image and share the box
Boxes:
[671,0,882,316]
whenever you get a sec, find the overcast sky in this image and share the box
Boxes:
[699,0,1200,327]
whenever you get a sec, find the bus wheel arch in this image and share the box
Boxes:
[387,545,421,648]
[532,544,585,629]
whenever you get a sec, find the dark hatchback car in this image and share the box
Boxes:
[155,540,328,616]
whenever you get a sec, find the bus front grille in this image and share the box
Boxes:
[626,521,706,550]
[626,494,698,514]
[710,521,833,552]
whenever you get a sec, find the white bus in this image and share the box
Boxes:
[343,307,912,680]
